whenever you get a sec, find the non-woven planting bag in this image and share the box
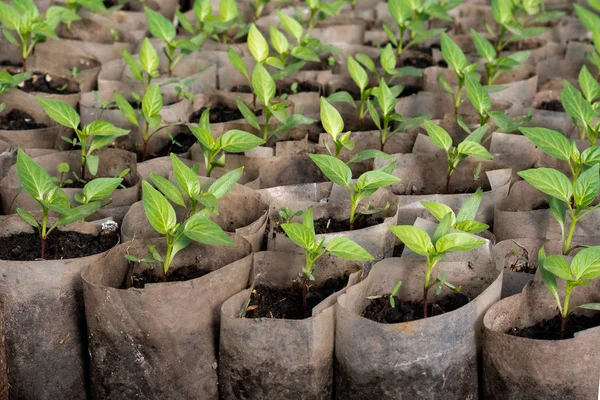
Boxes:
[26,50,100,94]
[186,90,253,136]
[82,236,253,400]
[483,275,600,399]
[245,155,328,190]
[219,251,363,400]
[335,251,501,399]
[0,148,140,215]
[0,309,6,400]
[121,182,269,250]
[0,215,120,400]
[267,187,399,260]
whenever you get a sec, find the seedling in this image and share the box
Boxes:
[15,149,121,259]
[304,0,345,29]
[439,32,478,112]
[277,206,304,224]
[367,78,429,151]
[177,0,240,44]
[309,154,400,230]
[133,156,243,276]
[319,97,354,158]
[0,71,31,112]
[162,77,196,101]
[379,43,424,82]
[518,126,600,254]
[109,27,120,42]
[561,67,600,146]
[384,0,447,56]
[236,63,315,141]
[250,0,269,18]
[38,97,129,178]
[190,108,265,177]
[421,188,490,234]
[63,0,107,16]
[281,206,373,311]
[54,163,72,188]
[389,280,403,308]
[471,29,531,85]
[0,0,79,71]
[390,216,486,317]
[122,37,160,92]
[423,120,493,194]
[538,246,600,339]
[145,7,205,78]
[574,3,600,77]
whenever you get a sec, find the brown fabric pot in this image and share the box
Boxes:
[219,251,363,400]
[0,308,6,400]
[81,236,252,399]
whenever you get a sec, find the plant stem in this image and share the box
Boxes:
[563,211,577,255]
[454,79,464,112]
[560,284,574,339]
[40,210,48,259]
[423,286,430,318]
[162,237,173,281]
[349,194,357,231]
[445,172,451,194]
[142,123,150,161]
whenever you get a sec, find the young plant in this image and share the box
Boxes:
[63,0,107,17]
[384,0,447,56]
[281,206,373,311]
[304,0,345,29]
[574,2,600,76]
[561,67,600,146]
[163,77,196,101]
[439,32,478,112]
[367,78,429,151]
[236,63,315,141]
[189,108,265,177]
[0,71,31,112]
[145,7,205,78]
[518,126,600,255]
[421,188,489,234]
[278,206,304,224]
[308,154,400,230]
[390,217,486,317]
[319,97,354,158]
[15,149,121,259]
[423,120,493,194]
[538,246,600,339]
[379,43,424,83]
[177,0,240,44]
[122,37,160,93]
[0,0,79,71]
[38,97,129,178]
[470,29,531,86]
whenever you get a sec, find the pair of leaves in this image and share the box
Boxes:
[421,188,489,234]
[389,224,486,258]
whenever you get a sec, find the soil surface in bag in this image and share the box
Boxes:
[102,0,132,10]
[278,82,321,95]
[536,99,564,112]
[314,215,384,234]
[506,313,600,340]
[63,174,135,189]
[127,264,210,288]
[506,245,537,273]
[149,132,196,158]
[17,72,78,95]
[0,109,47,130]
[0,230,118,261]
[189,106,245,124]
[245,275,350,320]
[362,293,470,323]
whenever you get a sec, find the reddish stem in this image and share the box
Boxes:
[423,287,430,318]
[40,236,46,260]
[445,174,451,195]
[142,140,148,162]
[560,315,566,340]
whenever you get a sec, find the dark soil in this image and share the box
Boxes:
[537,100,564,112]
[397,85,420,98]
[103,0,131,10]
[189,105,245,124]
[278,81,321,96]
[401,55,433,69]
[313,216,384,234]
[0,60,22,68]
[0,109,47,130]
[148,132,196,159]
[245,276,349,320]
[18,72,78,95]
[128,264,210,289]
[507,312,600,340]
[362,293,470,323]
[0,230,118,261]
[230,85,252,93]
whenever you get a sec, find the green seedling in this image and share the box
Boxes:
[561,66,600,146]
[470,29,531,85]
[38,97,129,178]
[177,0,240,44]
[190,108,265,177]
[109,27,120,42]
[389,217,486,317]
[0,0,79,71]
[424,120,493,194]
[439,32,478,112]
[63,0,106,17]
[574,2,600,77]
[421,188,490,234]
[122,37,160,93]
[281,206,373,311]
[379,43,424,82]
[389,280,403,308]
[518,126,600,254]
[320,96,354,158]
[304,0,345,29]
[277,206,304,224]
[162,76,196,101]
[0,71,31,112]
[538,246,600,339]
[54,163,72,188]
[15,149,121,259]
[309,154,400,230]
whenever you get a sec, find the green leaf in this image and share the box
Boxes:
[114,91,139,127]
[252,63,275,106]
[576,303,600,311]
[219,0,238,22]
[228,48,249,81]
[207,167,243,199]
[139,37,159,76]
[308,154,351,187]
[432,213,453,245]
[574,164,600,208]
[543,255,572,281]
[0,2,21,30]
[465,73,491,116]
[548,195,566,227]
[83,120,129,137]
[492,0,513,25]
[457,188,484,222]
[441,32,467,75]
[277,10,303,44]
[142,84,163,118]
[347,55,368,92]
[37,97,80,130]
[269,25,289,56]
[457,141,493,159]
[435,233,486,254]
[142,180,177,235]
[538,247,561,310]
[326,91,356,107]
[389,225,433,256]
[380,44,396,75]
[454,220,489,234]
[571,246,600,280]
[290,46,319,62]
[281,222,314,250]
[150,173,185,206]
[355,170,400,193]
[574,4,600,34]
[561,80,595,125]
[220,129,264,152]
[581,146,600,166]
[579,65,600,103]
[470,29,496,62]
[145,6,176,43]
[83,177,122,202]
[356,53,376,73]
[86,155,99,176]
[421,201,455,224]
[171,153,200,199]
[248,24,269,63]
[236,99,260,131]
[374,79,395,117]
[518,127,571,161]
[147,244,163,262]
[325,237,373,260]
[320,97,344,138]
[302,205,314,233]
[517,168,573,203]
[56,202,102,226]
[388,0,411,25]
[183,213,235,246]
[16,148,54,201]
[424,120,452,151]
[347,149,394,164]
[122,49,143,82]
[17,208,39,228]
